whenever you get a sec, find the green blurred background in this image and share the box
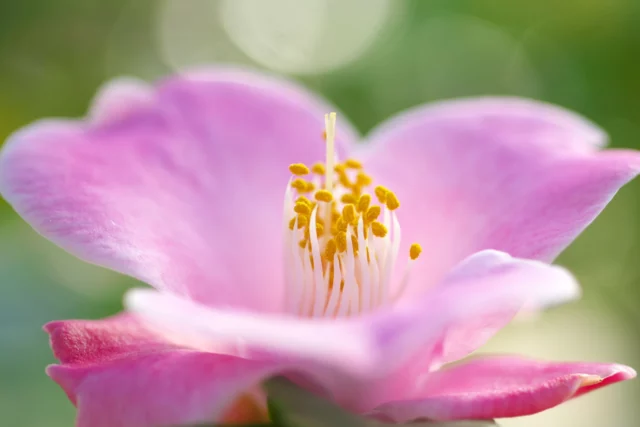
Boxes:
[1,1,639,426]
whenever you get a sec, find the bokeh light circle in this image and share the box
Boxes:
[219,0,395,74]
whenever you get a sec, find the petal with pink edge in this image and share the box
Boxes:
[367,250,580,390]
[409,250,575,369]
[49,351,283,427]
[372,355,636,422]
[360,97,640,298]
[125,250,580,411]
[0,69,358,312]
[46,315,286,427]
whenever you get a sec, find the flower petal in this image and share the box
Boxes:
[88,77,156,125]
[44,314,178,366]
[361,97,640,297]
[368,250,580,381]
[372,355,636,422]
[124,288,375,377]
[125,251,580,411]
[0,69,358,311]
[46,315,283,427]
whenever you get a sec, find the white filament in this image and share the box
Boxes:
[283,190,409,318]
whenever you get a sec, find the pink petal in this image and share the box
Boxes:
[125,250,579,411]
[44,314,178,366]
[417,250,575,368]
[368,251,580,385]
[372,355,636,422]
[46,315,283,427]
[0,69,358,311]
[361,97,640,298]
[88,78,156,125]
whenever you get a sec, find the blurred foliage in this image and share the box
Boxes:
[1,1,640,426]
[184,378,497,427]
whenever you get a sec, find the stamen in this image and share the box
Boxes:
[304,181,315,193]
[294,202,311,216]
[336,217,348,233]
[314,190,333,203]
[344,158,363,169]
[355,172,372,187]
[350,234,359,252]
[374,186,388,204]
[342,205,356,224]
[365,206,381,223]
[386,191,400,211]
[324,239,337,259]
[289,215,308,230]
[341,194,357,204]
[289,163,310,175]
[409,243,422,260]
[283,111,421,319]
[292,178,313,192]
[335,165,352,188]
[357,194,371,213]
[296,196,312,206]
[311,162,325,175]
[370,221,388,238]
[336,231,348,253]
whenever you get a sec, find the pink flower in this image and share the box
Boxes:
[1,68,637,427]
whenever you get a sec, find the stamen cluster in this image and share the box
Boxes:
[282,113,420,317]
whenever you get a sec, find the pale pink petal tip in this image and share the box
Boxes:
[88,77,155,125]
[372,356,636,423]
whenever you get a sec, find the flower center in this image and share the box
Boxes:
[283,112,421,317]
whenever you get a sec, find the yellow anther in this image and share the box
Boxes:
[304,182,315,193]
[299,239,308,249]
[386,191,400,211]
[409,243,422,260]
[327,264,336,289]
[297,215,309,227]
[311,162,325,175]
[357,194,371,213]
[365,206,381,223]
[322,130,327,141]
[324,239,337,259]
[370,221,388,238]
[344,159,363,169]
[292,178,312,192]
[339,176,352,189]
[315,190,333,203]
[289,163,310,175]
[334,165,352,188]
[331,211,341,221]
[289,215,308,230]
[315,222,324,235]
[355,172,372,187]
[294,202,311,216]
[335,217,348,233]
[351,234,359,252]
[374,186,388,204]
[342,205,356,224]
[341,194,357,204]
[296,196,312,207]
[336,231,347,253]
